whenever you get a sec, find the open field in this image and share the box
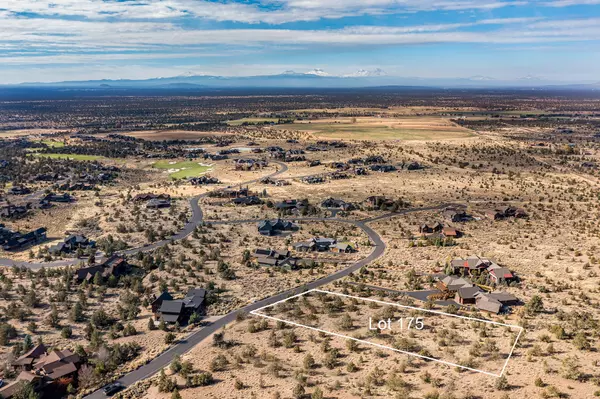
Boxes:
[120,130,233,141]
[152,160,212,179]
[276,116,475,140]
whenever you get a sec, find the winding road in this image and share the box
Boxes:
[0,161,457,398]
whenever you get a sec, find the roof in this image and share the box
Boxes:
[159,300,184,314]
[489,267,513,279]
[457,286,482,299]
[152,291,173,304]
[161,313,181,323]
[488,291,518,303]
[46,362,78,380]
[183,288,206,309]
[475,295,502,314]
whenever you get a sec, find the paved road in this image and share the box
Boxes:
[83,203,458,399]
[84,218,386,399]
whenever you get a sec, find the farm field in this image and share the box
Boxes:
[152,160,212,179]
[276,116,475,140]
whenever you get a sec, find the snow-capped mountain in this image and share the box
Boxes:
[344,68,387,77]
[304,68,331,76]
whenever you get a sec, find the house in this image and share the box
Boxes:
[450,255,496,274]
[307,160,321,167]
[235,159,268,170]
[1,227,47,251]
[189,176,220,185]
[183,288,206,315]
[487,266,515,283]
[484,205,528,220]
[146,198,171,209]
[0,204,29,219]
[151,291,173,313]
[8,186,31,195]
[44,193,73,203]
[474,292,518,314]
[370,164,396,173]
[436,275,473,292]
[331,242,356,253]
[406,161,423,170]
[321,198,355,211]
[71,255,128,283]
[253,248,302,270]
[302,176,325,184]
[133,193,170,202]
[49,234,95,255]
[157,300,185,324]
[330,172,350,180]
[12,344,48,371]
[232,196,263,206]
[442,208,470,223]
[365,196,395,209]
[2,346,81,399]
[419,222,444,235]
[257,219,299,236]
[455,286,482,305]
[442,227,459,238]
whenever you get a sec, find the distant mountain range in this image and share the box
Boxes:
[6,69,599,90]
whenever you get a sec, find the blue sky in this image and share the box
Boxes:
[0,0,599,83]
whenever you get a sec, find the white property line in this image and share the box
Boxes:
[250,288,524,377]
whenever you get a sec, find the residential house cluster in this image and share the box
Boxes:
[7,186,31,195]
[235,158,268,171]
[260,177,290,186]
[258,219,299,236]
[153,288,206,324]
[418,222,459,240]
[0,344,81,399]
[436,275,518,314]
[483,205,528,220]
[370,164,397,173]
[0,224,47,251]
[449,255,515,284]
[291,237,356,253]
[253,248,302,270]
[348,155,386,165]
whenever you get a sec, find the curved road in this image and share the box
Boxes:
[0,161,458,398]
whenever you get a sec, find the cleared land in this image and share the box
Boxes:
[276,116,474,140]
[152,160,212,179]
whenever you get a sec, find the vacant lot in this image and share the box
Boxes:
[276,116,474,140]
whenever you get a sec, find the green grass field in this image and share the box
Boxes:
[40,140,65,148]
[33,153,103,161]
[152,160,211,179]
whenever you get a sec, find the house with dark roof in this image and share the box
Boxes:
[151,291,173,313]
[146,198,171,209]
[71,255,129,283]
[1,226,47,251]
[258,219,299,236]
[155,287,206,323]
[49,234,95,255]
[189,176,220,185]
[474,292,519,314]
[157,300,185,324]
[321,198,355,211]
[232,196,263,206]
[455,286,482,305]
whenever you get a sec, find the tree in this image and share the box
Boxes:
[70,301,84,322]
[148,318,157,330]
[22,335,33,352]
[171,389,182,399]
[165,332,176,344]
[303,354,315,370]
[311,387,324,399]
[61,326,73,339]
[573,332,591,351]
[526,295,544,315]
[293,383,305,399]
